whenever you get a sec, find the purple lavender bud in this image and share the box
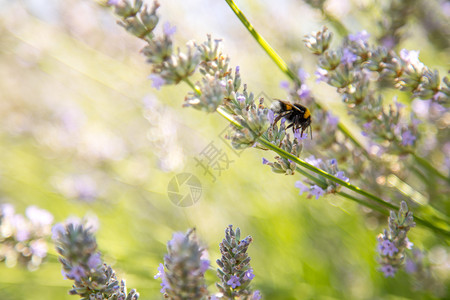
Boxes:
[315,68,328,83]
[163,22,176,37]
[341,48,357,65]
[405,259,417,274]
[243,268,255,280]
[295,181,310,194]
[267,109,274,124]
[52,223,66,240]
[87,253,102,270]
[252,290,262,300]
[335,171,349,183]
[310,185,325,199]
[294,129,307,141]
[327,112,339,127]
[297,84,311,98]
[279,80,290,90]
[297,68,310,82]
[262,158,269,165]
[149,74,166,90]
[401,130,416,146]
[67,265,87,282]
[25,206,53,227]
[237,95,246,102]
[380,264,396,277]
[227,275,241,289]
[30,240,48,258]
[348,30,370,43]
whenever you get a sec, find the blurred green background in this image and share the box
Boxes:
[0,0,448,299]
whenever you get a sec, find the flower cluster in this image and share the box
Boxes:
[294,157,349,199]
[53,220,139,299]
[216,225,260,300]
[154,229,209,299]
[377,201,415,277]
[0,204,53,270]
[154,226,261,299]
[109,0,199,89]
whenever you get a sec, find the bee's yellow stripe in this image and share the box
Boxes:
[304,109,311,119]
[286,104,292,110]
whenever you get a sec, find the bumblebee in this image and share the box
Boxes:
[270,99,312,139]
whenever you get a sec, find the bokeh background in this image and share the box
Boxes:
[0,0,449,299]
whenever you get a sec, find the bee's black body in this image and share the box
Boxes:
[270,99,312,139]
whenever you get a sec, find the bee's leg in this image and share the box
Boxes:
[273,112,289,127]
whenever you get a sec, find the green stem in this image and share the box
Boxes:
[224,0,297,83]
[412,152,449,182]
[224,0,367,155]
[215,106,450,237]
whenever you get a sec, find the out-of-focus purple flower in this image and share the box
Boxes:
[305,155,322,167]
[149,74,166,90]
[168,232,186,250]
[327,112,339,127]
[381,36,396,49]
[401,130,416,146]
[279,80,290,90]
[227,275,241,289]
[200,259,210,274]
[237,95,246,102]
[315,68,328,83]
[341,48,357,65]
[362,121,373,137]
[262,158,269,165]
[280,117,286,127]
[1,203,15,217]
[154,263,165,279]
[267,109,274,124]
[235,66,240,75]
[380,264,396,277]
[294,129,307,141]
[68,265,87,282]
[399,49,424,69]
[405,258,417,274]
[154,263,170,293]
[394,98,405,111]
[295,181,310,195]
[87,253,102,270]
[30,239,48,258]
[335,171,349,183]
[378,240,398,257]
[107,0,121,6]
[25,206,53,227]
[348,30,370,43]
[243,268,255,280]
[405,238,413,249]
[252,290,262,300]
[52,223,66,240]
[310,185,325,199]
[12,215,30,242]
[297,68,310,82]
[163,22,176,37]
[330,159,337,165]
[297,84,311,98]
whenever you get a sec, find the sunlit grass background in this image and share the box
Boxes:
[0,0,448,299]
